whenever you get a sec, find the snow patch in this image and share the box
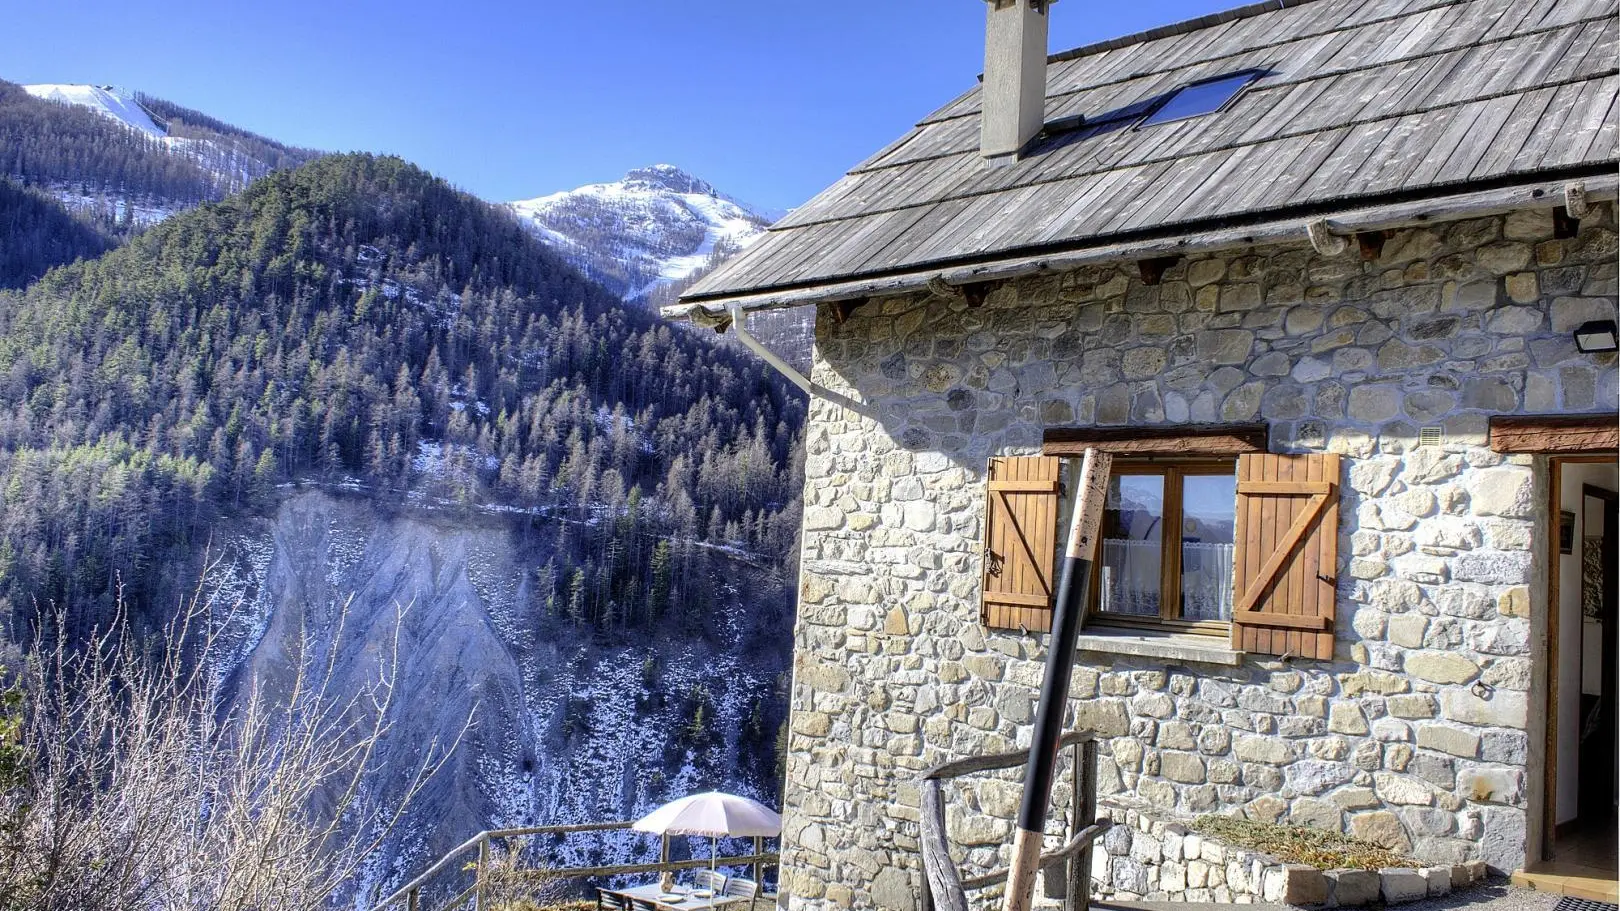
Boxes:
[23,83,167,138]
[507,165,771,301]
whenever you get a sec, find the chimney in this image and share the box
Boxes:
[980,0,1053,162]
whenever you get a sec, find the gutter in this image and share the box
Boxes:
[665,172,1617,322]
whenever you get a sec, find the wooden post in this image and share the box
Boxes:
[1003,449,1111,911]
[1065,740,1082,911]
[476,834,491,911]
[754,835,764,906]
[406,888,420,911]
[1067,739,1097,911]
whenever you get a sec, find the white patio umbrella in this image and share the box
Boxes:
[633,791,782,880]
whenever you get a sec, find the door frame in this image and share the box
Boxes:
[1489,413,1618,870]
[1536,455,1619,866]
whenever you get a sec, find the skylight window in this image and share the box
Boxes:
[1139,72,1262,127]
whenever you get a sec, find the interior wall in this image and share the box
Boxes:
[1555,461,1618,825]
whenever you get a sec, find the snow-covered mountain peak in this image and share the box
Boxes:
[23,83,167,139]
[622,164,717,197]
[507,166,773,301]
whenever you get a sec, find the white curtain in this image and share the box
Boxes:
[1101,540,1234,620]
[1100,539,1161,616]
[1181,542,1235,621]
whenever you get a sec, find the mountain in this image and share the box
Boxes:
[508,164,772,302]
[14,82,320,205]
[512,165,815,372]
[21,83,168,138]
[0,152,804,896]
[0,79,321,285]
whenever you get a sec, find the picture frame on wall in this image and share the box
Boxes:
[1560,509,1576,555]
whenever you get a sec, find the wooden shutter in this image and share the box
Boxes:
[981,456,1062,632]
[1231,453,1341,659]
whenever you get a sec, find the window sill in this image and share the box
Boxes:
[1074,628,1244,667]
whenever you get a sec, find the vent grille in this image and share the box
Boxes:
[1552,897,1617,911]
[1418,426,1445,448]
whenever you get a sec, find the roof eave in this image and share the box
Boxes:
[664,171,1617,322]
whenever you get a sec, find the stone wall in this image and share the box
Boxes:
[1089,801,1489,905]
[780,204,1618,910]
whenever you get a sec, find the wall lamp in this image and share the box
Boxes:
[1573,319,1619,354]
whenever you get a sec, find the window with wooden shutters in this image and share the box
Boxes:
[981,456,1062,633]
[1230,453,1341,660]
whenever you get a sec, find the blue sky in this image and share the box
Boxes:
[4,0,1233,211]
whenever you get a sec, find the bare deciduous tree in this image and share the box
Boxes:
[0,584,459,911]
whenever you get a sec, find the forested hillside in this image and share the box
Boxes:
[0,178,113,288]
[0,152,805,650]
[0,79,322,285]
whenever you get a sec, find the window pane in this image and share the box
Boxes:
[1100,475,1163,617]
[1140,73,1257,126]
[1180,473,1237,621]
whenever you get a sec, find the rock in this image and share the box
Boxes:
[1197,329,1256,364]
[1404,651,1478,684]
[1374,772,1434,806]
[1387,694,1438,719]
[1327,868,1382,907]
[1551,296,1619,332]
[1340,669,1409,696]
[1332,787,1381,810]
[1460,767,1523,804]
[1348,385,1401,423]
[1287,760,1358,795]
[1479,807,1527,872]
[1442,688,1527,727]
[1421,865,1452,897]
[1329,703,1369,735]
[1074,699,1131,737]
[871,866,915,911]
[1278,864,1328,905]
[1352,811,1412,850]
[1380,868,1428,904]
[1416,725,1480,758]
[1112,857,1150,894]
[1162,751,1208,784]
[1234,734,1295,765]
[1466,468,1534,518]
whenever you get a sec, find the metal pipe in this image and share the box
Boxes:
[1003,448,1112,911]
[727,303,813,395]
[724,303,866,414]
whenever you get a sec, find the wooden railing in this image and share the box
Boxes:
[919,732,1108,911]
[375,820,778,911]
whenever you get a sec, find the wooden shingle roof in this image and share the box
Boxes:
[675,0,1618,315]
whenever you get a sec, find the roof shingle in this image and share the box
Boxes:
[680,0,1618,309]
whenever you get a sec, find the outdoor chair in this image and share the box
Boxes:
[630,898,661,911]
[693,870,728,893]
[597,891,630,911]
[723,878,758,901]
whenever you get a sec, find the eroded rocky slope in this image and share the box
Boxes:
[206,489,791,894]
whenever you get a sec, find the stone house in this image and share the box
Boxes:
[666,0,1619,907]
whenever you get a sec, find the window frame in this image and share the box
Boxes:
[1086,457,1238,639]
[1135,69,1266,129]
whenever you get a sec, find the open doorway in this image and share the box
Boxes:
[1547,459,1618,880]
